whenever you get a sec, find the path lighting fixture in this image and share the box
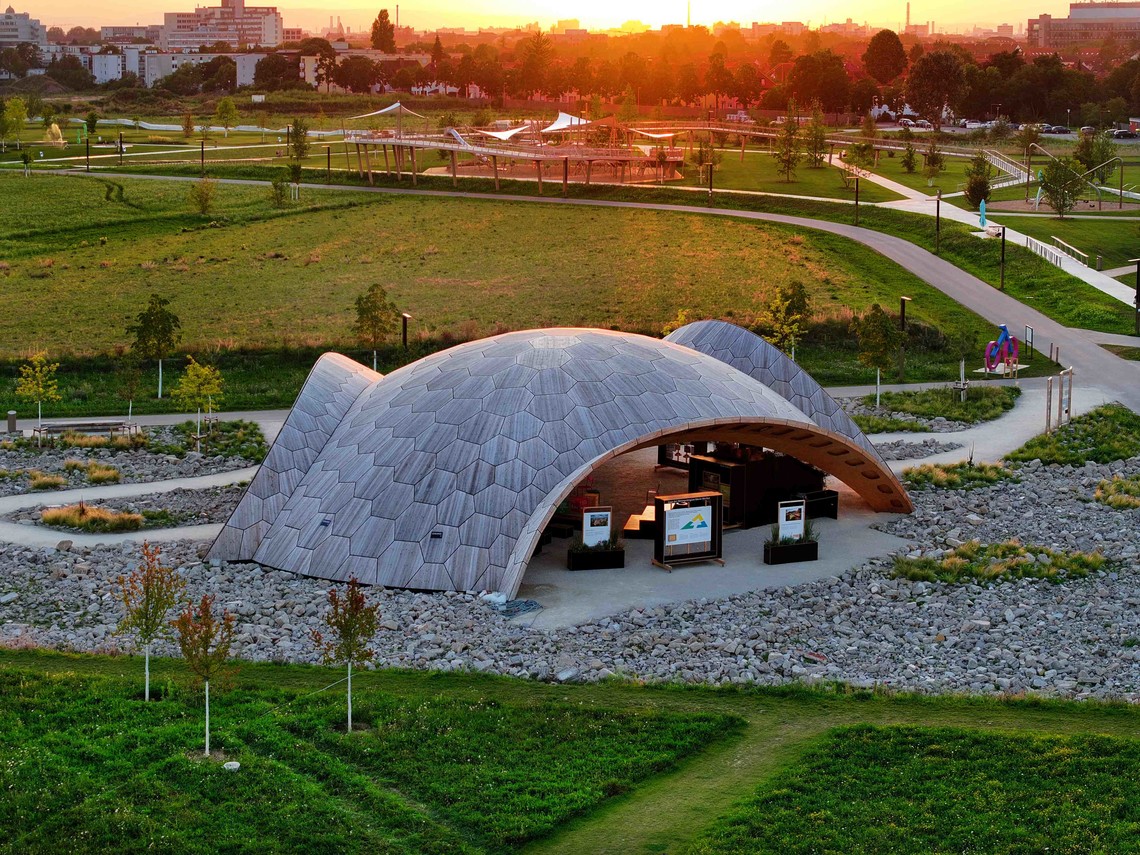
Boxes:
[1000,227,1007,291]
[854,175,860,226]
[402,312,412,350]
[1131,259,1140,336]
[899,296,912,331]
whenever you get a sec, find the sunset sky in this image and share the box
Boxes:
[30,0,1071,37]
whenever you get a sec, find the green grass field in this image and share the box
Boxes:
[673,149,902,202]
[0,170,1049,416]
[5,650,1140,854]
[690,724,1140,855]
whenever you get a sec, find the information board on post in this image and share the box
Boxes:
[581,506,612,547]
[777,500,807,542]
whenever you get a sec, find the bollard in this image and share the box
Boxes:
[7,411,16,434]
[1097,254,1103,271]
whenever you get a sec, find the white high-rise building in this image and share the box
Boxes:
[162,0,283,50]
[0,6,47,49]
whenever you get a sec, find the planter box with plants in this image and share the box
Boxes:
[567,534,625,571]
[763,520,820,565]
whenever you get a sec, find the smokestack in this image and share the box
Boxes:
[906,2,910,28]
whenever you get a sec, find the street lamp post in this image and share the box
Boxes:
[935,189,942,254]
[1000,227,1007,290]
[1131,259,1140,336]
[899,296,912,330]
[1066,108,1071,128]
[401,312,412,350]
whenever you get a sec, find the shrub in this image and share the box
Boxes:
[1095,474,1140,509]
[892,539,1105,584]
[903,461,1017,490]
[188,178,217,216]
[1006,403,1140,466]
[41,502,143,532]
[29,471,66,490]
[870,386,1020,424]
[85,462,121,484]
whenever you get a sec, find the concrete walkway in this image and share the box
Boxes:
[864,174,1139,307]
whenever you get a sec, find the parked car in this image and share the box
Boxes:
[1113,129,1137,139]
[915,119,932,129]
[898,118,915,127]
[1045,125,1072,134]
[1080,126,1097,135]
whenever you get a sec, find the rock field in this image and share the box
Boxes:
[2,454,1138,701]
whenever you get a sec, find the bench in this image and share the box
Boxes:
[33,419,136,439]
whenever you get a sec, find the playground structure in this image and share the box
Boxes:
[342,103,689,190]
[337,102,881,190]
[984,323,1020,374]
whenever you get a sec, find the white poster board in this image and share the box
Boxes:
[582,506,612,547]
[777,500,807,542]
[665,505,712,546]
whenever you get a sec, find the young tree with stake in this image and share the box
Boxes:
[126,293,181,399]
[311,578,380,732]
[116,542,185,701]
[856,303,904,404]
[172,594,235,756]
[15,352,61,431]
[353,283,398,371]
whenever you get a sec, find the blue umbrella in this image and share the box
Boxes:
[979,198,987,228]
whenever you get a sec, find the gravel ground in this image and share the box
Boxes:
[3,486,245,529]
[2,455,1138,700]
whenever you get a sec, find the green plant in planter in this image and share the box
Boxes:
[568,532,625,553]
[766,519,818,546]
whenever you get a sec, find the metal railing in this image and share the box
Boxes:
[1050,236,1089,266]
[1025,236,1067,266]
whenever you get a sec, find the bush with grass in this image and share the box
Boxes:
[1006,403,1140,466]
[892,539,1104,584]
[851,414,930,433]
[903,461,1016,490]
[1095,474,1140,509]
[868,385,1020,423]
[28,471,65,490]
[41,502,143,532]
[85,462,121,484]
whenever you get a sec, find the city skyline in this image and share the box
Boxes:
[26,0,1072,37]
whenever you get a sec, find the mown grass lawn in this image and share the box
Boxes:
[0,666,738,854]
[689,724,1140,855]
[0,170,1034,416]
[6,650,1140,855]
[672,149,902,202]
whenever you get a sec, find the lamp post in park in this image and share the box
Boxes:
[1131,259,1140,335]
[1000,226,1007,291]
[401,313,412,350]
[899,296,911,331]
[854,175,860,226]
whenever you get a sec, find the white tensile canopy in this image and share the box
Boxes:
[540,112,591,133]
[474,125,532,141]
[630,128,678,140]
[347,102,428,120]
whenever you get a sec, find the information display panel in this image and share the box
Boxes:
[652,491,724,571]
